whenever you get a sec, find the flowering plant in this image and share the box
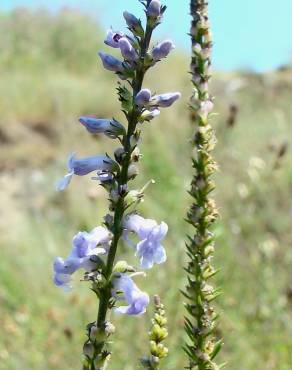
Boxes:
[53,1,180,368]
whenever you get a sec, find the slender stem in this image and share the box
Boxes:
[184,1,222,369]
[90,21,154,366]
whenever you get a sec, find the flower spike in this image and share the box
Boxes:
[54,2,179,368]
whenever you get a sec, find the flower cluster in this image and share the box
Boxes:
[53,0,180,368]
[53,226,111,290]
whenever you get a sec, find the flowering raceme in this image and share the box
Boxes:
[53,0,180,368]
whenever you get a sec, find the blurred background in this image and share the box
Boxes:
[0,0,292,369]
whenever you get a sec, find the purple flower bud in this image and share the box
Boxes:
[56,153,117,191]
[104,29,124,48]
[79,116,125,138]
[123,214,168,269]
[98,51,124,72]
[152,40,175,61]
[123,11,141,29]
[118,37,138,62]
[147,0,161,18]
[112,273,149,315]
[135,89,151,107]
[150,92,181,108]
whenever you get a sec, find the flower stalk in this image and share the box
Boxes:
[184,1,223,369]
[84,16,156,369]
[141,295,168,370]
[53,1,180,370]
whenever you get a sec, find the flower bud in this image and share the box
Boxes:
[131,147,141,162]
[140,108,160,122]
[114,147,126,163]
[150,324,168,341]
[105,321,116,336]
[125,189,143,205]
[113,260,136,273]
[89,325,98,342]
[130,131,141,148]
[135,89,151,107]
[150,92,181,108]
[128,164,139,179]
[198,100,214,118]
[150,355,160,365]
[98,52,124,73]
[119,37,139,62]
[83,343,94,358]
[147,0,161,18]
[123,11,144,37]
[150,340,158,356]
[79,116,125,138]
[110,189,120,203]
[104,213,114,228]
[152,40,175,61]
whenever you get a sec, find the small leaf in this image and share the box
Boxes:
[210,339,223,360]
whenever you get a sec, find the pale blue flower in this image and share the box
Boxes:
[79,116,125,138]
[104,29,124,48]
[147,0,161,18]
[98,51,124,72]
[71,227,111,258]
[152,40,175,61]
[123,214,168,269]
[53,273,72,290]
[135,89,151,107]
[119,37,138,62]
[53,226,111,289]
[56,153,117,191]
[112,273,149,315]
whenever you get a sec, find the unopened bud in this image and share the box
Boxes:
[105,321,116,336]
[114,147,126,163]
[147,0,161,18]
[131,147,141,162]
[128,164,139,179]
[83,343,94,358]
[123,11,144,37]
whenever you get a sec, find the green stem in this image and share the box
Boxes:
[89,21,154,367]
[184,1,222,369]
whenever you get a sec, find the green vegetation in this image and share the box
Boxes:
[0,9,292,370]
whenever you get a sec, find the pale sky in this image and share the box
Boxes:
[1,0,292,71]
